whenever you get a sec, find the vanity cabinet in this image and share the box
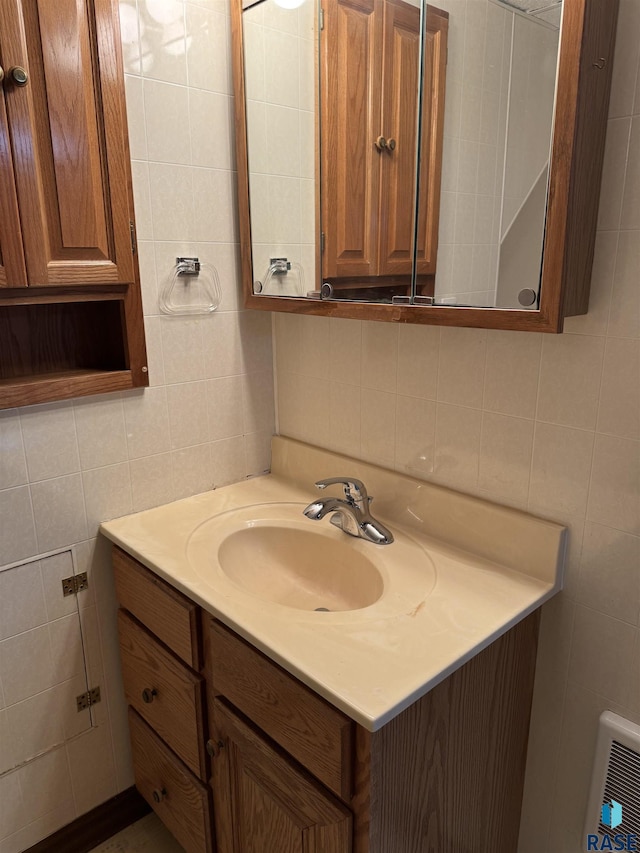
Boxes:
[321,0,447,287]
[113,547,214,853]
[0,0,147,408]
[113,544,541,853]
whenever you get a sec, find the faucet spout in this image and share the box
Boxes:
[302,500,337,521]
[302,478,394,545]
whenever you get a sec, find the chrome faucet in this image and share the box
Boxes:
[303,477,394,545]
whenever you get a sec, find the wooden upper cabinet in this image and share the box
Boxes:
[321,0,448,282]
[0,0,135,288]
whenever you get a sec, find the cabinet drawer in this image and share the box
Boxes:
[113,545,201,669]
[119,610,207,779]
[205,619,354,800]
[129,708,213,853]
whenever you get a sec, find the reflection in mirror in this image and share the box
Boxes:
[242,0,318,298]
[319,0,447,304]
[242,0,562,309]
[432,0,560,309]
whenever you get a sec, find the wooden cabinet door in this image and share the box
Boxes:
[0,0,135,287]
[0,82,27,288]
[321,0,384,280]
[211,699,352,853]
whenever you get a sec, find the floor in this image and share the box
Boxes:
[88,813,185,852]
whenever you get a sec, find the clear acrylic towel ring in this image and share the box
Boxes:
[159,257,222,315]
[256,258,306,297]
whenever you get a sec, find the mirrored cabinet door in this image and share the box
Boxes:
[241,0,318,299]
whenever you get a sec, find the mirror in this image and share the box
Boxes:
[232,0,617,331]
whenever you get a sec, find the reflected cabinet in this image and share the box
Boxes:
[321,0,447,297]
[232,0,619,332]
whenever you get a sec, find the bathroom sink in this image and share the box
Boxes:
[218,525,384,611]
[186,502,437,615]
[101,436,565,729]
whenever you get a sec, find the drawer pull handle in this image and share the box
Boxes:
[152,787,167,803]
[206,739,224,758]
[142,687,158,704]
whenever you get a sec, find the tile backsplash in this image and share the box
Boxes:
[274,1,640,850]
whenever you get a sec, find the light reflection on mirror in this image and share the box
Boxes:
[242,0,561,309]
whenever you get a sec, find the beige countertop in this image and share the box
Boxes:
[100,437,565,731]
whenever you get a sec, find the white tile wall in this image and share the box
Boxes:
[0,550,100,853]
[275,3,640,849]
[0,1,274,848]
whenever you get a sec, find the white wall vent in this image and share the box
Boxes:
[584,711,640,842]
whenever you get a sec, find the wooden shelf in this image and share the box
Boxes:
[0,285,128,307]
[0,369,136,409]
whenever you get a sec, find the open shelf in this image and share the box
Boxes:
[0,296,144,409]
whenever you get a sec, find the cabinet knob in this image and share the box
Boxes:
[0,67,4,84]
[152,787,167,803]
[9,66,28,87]
[206,739,224,758]
[142,687,157,704]
[374,136,396,152]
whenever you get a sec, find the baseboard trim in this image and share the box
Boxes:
[25,786,151,853]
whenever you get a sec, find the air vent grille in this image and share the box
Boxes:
[598,740,640,838]
[584,712,640,843]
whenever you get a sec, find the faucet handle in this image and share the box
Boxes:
[314,477,369,506]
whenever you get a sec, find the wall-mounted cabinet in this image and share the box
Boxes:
[234,0,619,331]
[0,0,147,409]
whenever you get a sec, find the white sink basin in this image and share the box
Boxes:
[218,525,384,611]
[186,502,436,615]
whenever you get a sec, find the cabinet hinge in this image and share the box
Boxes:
[129,220,137,255]
[321,231,325,253]
[61,572,88,598]
[76,686,101,712]
[320,7,324,29]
